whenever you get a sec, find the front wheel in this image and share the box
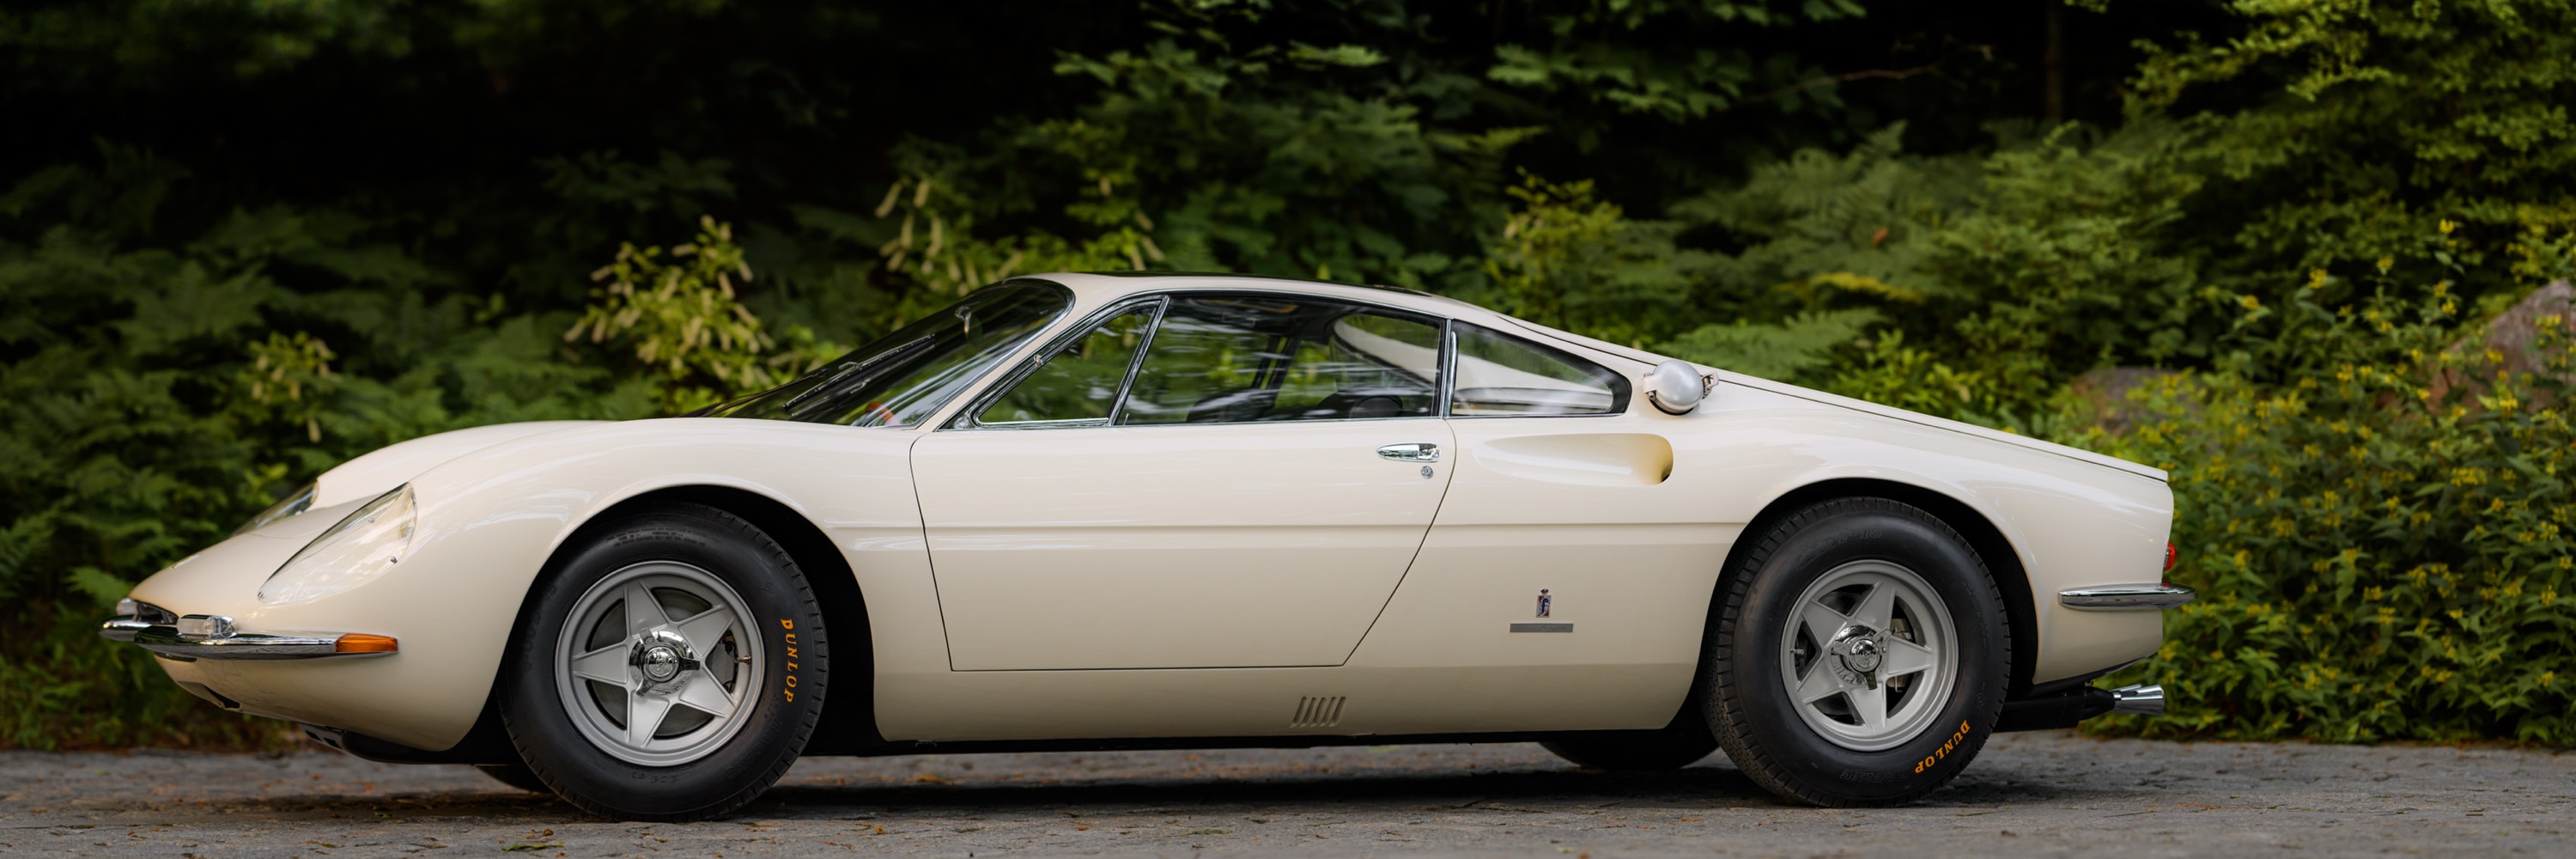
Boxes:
[500,503,828,820]
[1703,497,2008,806]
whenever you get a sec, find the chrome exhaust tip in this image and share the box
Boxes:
[2109,683,2165,715]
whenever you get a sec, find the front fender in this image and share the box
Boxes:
[134,418,923,752]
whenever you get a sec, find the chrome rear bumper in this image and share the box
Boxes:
[2059,583,2196,611]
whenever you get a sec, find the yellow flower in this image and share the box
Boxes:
[2240,294,2263,311]
[2308,268,2330,288]
[2376,256,2395,274]
[2439,219,2457,235]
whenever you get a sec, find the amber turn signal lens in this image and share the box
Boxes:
[334,633,398,654]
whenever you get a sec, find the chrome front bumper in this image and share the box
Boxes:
[100,600,396,661]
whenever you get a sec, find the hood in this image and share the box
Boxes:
[313,421,605,507]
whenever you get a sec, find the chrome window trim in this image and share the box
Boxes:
[1103,296,1168,424]
[1109,292,1447,428]
[946,289,1450,431]
[951,295,1170,430]
[1437,319,1457,419]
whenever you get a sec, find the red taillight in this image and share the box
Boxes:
[2164,541,2178,572]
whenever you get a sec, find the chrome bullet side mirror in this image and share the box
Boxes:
[1645,359,1716,415]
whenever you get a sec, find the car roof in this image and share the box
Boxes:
[1018,271,1525,335]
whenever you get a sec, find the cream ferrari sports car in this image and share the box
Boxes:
[103,272,2186,819]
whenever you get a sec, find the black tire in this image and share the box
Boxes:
[1542,715,1719,771]
[1702,497,2009,806]
[475,760,552,793]
[500,502,828,821]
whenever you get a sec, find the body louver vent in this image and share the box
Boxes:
[1290,696,1346,728]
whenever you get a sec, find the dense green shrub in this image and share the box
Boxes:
[2067,280,2573,742]
[7,0,2576,749]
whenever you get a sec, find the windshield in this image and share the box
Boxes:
[699,282,1073,427]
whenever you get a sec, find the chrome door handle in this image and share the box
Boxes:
[1376,442,1440,463]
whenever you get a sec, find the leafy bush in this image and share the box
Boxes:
[6,0,2576,750]
[2069,281,2573,742]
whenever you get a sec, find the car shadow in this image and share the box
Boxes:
[49,758,2116,824]
[751,765,1783,816]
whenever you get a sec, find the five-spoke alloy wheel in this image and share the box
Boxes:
[500,502,827,821]
[556,561,765,767]
[1701,497,2008,807]
[1778,560,1959,752]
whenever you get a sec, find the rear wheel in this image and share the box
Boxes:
[1703,497,2008,806]
[500,503,827,820]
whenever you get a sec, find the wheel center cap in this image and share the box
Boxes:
[641,646,681,682]
[631,630,696,689]
[1828,625,1885,675]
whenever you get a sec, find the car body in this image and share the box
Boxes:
[104,271,2184,816]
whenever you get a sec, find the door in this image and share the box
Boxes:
[912,294,1455,670]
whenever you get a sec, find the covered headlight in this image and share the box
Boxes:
[259,484,416,605]
[232,481,318,537]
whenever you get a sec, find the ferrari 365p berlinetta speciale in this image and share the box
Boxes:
[105,272,2186,819]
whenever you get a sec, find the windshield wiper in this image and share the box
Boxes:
[776,333,942,420]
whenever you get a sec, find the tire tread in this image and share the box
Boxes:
[501,501,829,821]
[1702,497,2011,807]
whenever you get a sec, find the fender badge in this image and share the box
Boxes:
[1535,588,1552,618]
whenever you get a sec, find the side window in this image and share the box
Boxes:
[1451,323,1631,416]
[977,305,1157,425]
[1119,296,1443,424]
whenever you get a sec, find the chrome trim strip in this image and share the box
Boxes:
[2058,583,2196,611]
[2109,683,2165,715]
[99,616,150,642]
[1509,623,1573,633]
[127,626,392,661]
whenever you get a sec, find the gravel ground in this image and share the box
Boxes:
[3,730,2570,857]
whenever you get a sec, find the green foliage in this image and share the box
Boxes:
[2129,0,2576,309]
[5,0,2576,748]
[2074,283,2573,743]
[1660,308,1880,382]
[1484,173,1694,348]
[1488,0,1864,125]
[0,143,658,748]
[567,216,838,411]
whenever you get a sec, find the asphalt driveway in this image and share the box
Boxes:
[5,730,2569,856]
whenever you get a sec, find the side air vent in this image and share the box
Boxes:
[1289,696,1347,728]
